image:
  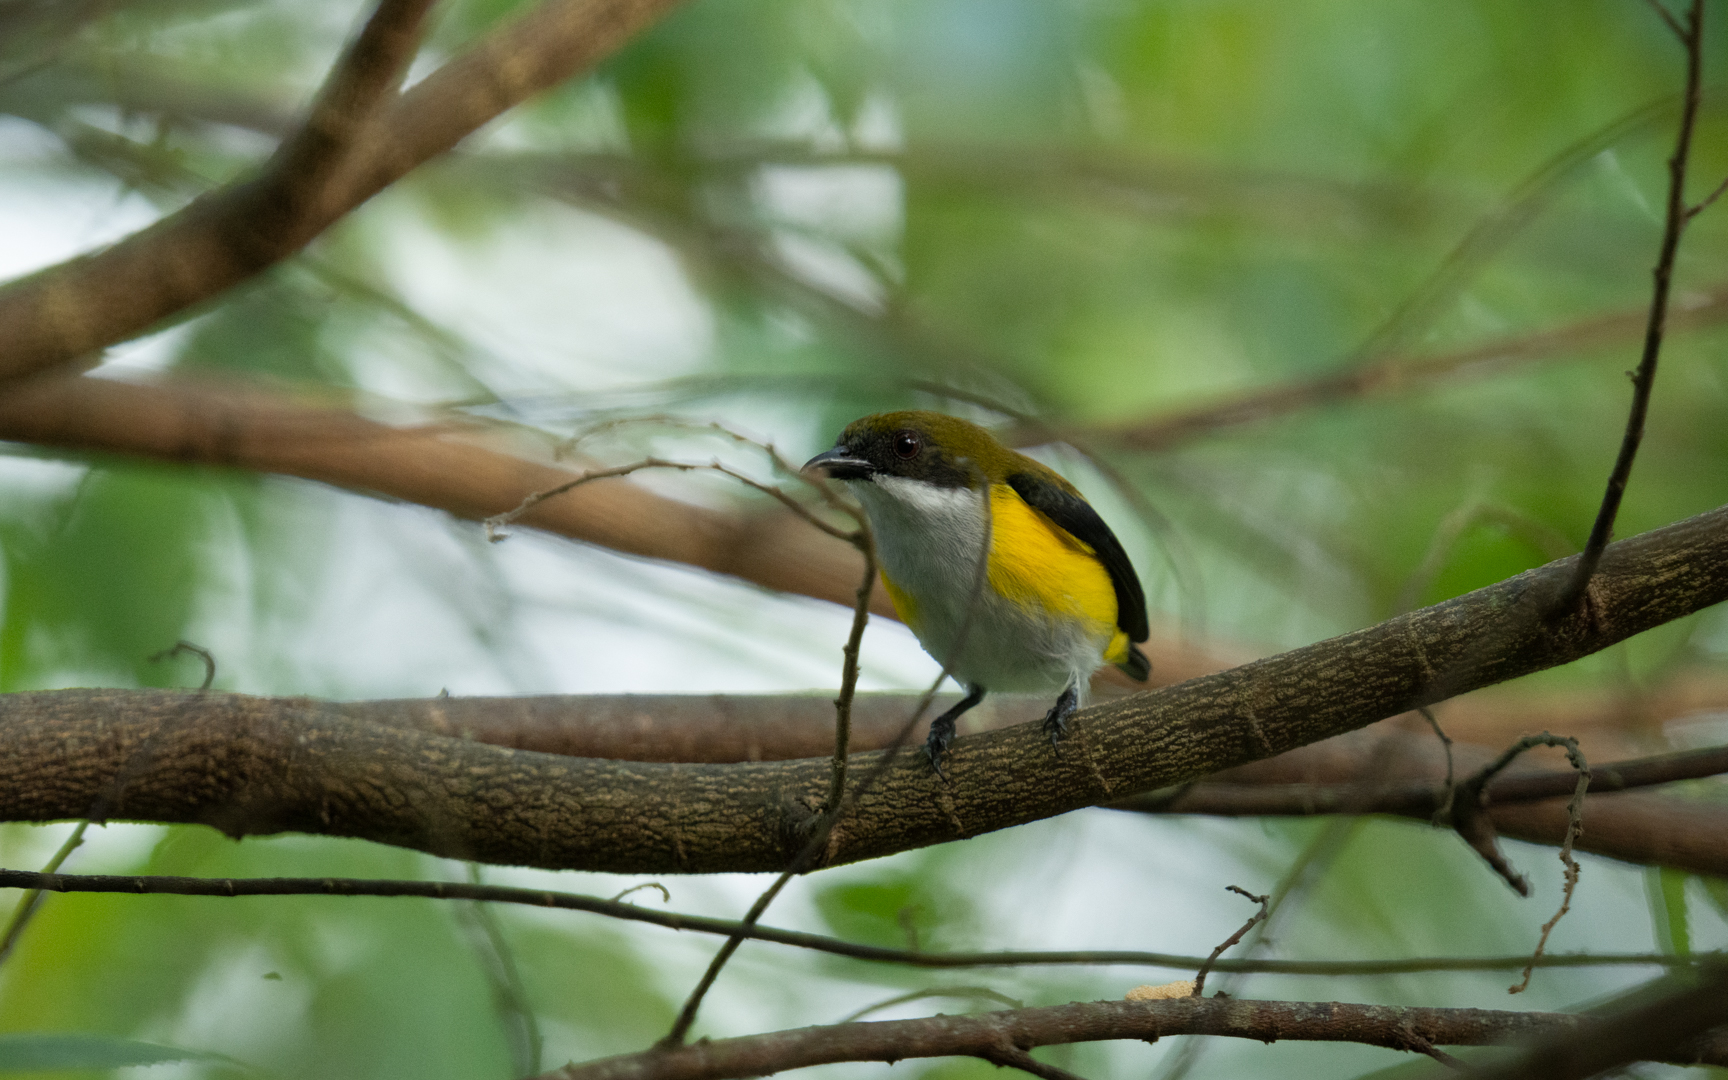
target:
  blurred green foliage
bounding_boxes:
[3,0,1728,1077]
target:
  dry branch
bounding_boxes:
[0,372,1230,683]
[1083,281,1728,451]
[533,996,1728,1080]
[0,0,687,380]
[2,504,1725,873]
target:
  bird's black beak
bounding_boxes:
[802,447,873,481]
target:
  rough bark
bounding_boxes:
[2,504,1724,873]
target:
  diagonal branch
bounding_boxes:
[2,503,1725,874]
[269,0,438,221]
[1082,281,1728,452]
[0,371,1235,683]
[0,0,687,380]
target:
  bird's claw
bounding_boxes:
[924,716,956,782]
[1040,683,1079,757]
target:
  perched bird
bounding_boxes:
[804,410,1149,775]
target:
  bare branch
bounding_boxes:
[0,822,87,965]
[1561,0,1708,609]
[1642,0,1686,40]
[1190,886,1268,998]
[0,0,687,380]
[528,996,1728,1080]
[1083,280,1728,452]
[1688,170,1728,220]
[981,1043,1090,1080]
[3,866,1717,978]
[269,0,439,221]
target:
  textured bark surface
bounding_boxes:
[3,504,1724,873]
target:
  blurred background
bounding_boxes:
[2,0,1728,1077]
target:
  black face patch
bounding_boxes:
[837,419,982,490]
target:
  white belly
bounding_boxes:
[856,477,1109,695]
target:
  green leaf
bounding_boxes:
[0,1032,230,1071]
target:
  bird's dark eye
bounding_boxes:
[893,430,921,459]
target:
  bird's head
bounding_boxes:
[802,410,1016,489]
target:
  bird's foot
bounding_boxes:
[1040,684,1079,755]
[924,715,957,782]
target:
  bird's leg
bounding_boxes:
[1041,682,1079,754]
[926,684,986,780]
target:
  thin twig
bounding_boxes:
[1688,171,1728,220]
[553,416,864,521]
[1192,886,1271,998]
[661,476,995,1044]
[826,522,877,813]
[1560,0,1707,611]
[1642,0,1686,39]
[839,986,1024,1024]
[484,457,857,543]
[0,822,90,964]
[460,863,543,1075]
[981,1042,1093,1080]
[1450,733,1589,898]
[608,883,671,905]
[147,640,216,690]
[1510,737,1592,994]
[1419,706,1456,825]
[1,867,1714,976]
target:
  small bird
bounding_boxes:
[804,410,1150,775]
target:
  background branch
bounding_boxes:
[0,0,687,380]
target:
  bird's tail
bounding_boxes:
[1116,642,1151,682]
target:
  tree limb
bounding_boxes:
[2,504,1725,873]
[0,0,687,380]
[1080,280,1728,452]
[527,997,1728,1080]
[0,371,1232,684]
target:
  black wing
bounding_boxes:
[1006,471,1148,643]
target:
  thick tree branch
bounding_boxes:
[2,504,1725,873]
[529,997,1728,1080]
[0,0,686,380]
[4,690,1724,871]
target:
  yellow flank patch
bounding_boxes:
[986,483,1117,634]
[879,569,921,635]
